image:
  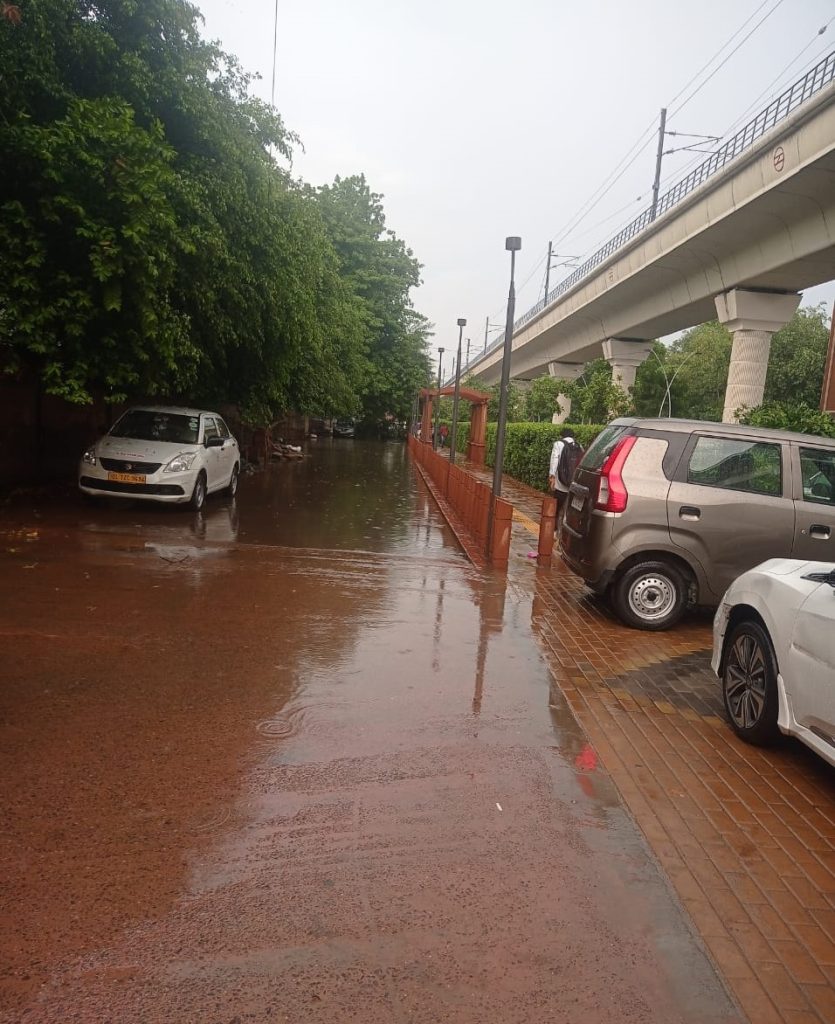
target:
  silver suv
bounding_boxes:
[560,418,835,630]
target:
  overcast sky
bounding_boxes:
[196,0,835,366]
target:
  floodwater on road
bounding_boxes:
[0,441,740,1023]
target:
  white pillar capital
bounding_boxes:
[547,361,585,380]
[602,338,653,392]
[715,290,800,422]
[714,289,800,335]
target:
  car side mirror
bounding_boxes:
[205,436,224,448]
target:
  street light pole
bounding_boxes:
[487,237,521,551]
[433,348,444,449]
[449,318,467,464]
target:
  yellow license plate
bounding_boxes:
[107,472,146,484]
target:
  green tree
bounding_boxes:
[0,0,416,426]
[663,321,732,421]
[739,401,835,438]
[484,381,525,422]
[764,304,829,407]
[632,341,687,418]
[1,97,193,403]
[523,375,563,421]
[312,175,431,424]
[560,359,630,423]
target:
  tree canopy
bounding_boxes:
[0,0,430,424]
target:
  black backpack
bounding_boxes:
[557,439,584,487]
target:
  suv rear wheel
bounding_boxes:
[611,560,688,631]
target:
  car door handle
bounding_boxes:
[810,524,831,539]
[679,505,701,521]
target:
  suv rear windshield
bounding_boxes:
[580,425,629,471]
[109,410,200,445]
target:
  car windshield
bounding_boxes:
[109,410,200,444]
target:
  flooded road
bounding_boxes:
[0,442,740,1022]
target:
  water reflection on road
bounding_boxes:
[0,440,739,1024]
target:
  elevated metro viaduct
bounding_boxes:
[467,54,835,422]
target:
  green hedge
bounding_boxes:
[429,419,604,492]
[485,422,604,492]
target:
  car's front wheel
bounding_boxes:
[189,472,207,512]
[611,560,688,631]
[722,619,781,746]
[224,464,239,498]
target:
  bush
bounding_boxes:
[738,402,835,438]
[484,422,605,491]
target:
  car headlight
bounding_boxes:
[82,448,97,466]
[164,452,198,473]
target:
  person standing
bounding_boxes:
[548,428,583,525]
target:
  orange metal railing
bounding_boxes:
[407,436,512,568]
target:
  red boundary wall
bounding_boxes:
[407,436,512,568]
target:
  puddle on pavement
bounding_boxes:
[0,439,734,1023]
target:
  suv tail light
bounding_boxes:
[596,435,636,513]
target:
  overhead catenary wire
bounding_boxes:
[549,0,789,262]
[666,0,777,114]
[547,118,659,251]
[555,1,819,265]
[668,0,787,118]
[654,20,835,196]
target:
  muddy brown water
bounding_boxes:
[0,441,740,1022]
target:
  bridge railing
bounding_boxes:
[468,48,835,374]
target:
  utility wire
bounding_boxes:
[557,0,799,258]
[547,118,658,250]
[668,0,787,117]
[666,0,774,110]
[715,20,835,135]
[656,22,835,193]
[544,0,786,259]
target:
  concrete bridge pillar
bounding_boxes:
[602,339,653,393]
[715,289,800,422]
[547,362,584,423]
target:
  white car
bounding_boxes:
[712,558,835,764]
[79,406,240,511]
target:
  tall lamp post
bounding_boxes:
[449,318,467,464]
[488,237,521,549]
[433,347,445,449]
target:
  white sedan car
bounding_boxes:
[712,559,835,764]
[79,406,240,511]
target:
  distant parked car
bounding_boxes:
[560,418,835,630]
[333,418,356,438]
[78,406,240,511]
[712,559,835,763]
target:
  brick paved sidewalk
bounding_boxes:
[433,450,835,1022]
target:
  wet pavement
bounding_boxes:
[1,441,742,1022]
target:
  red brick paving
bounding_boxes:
[436,453,835,1023]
